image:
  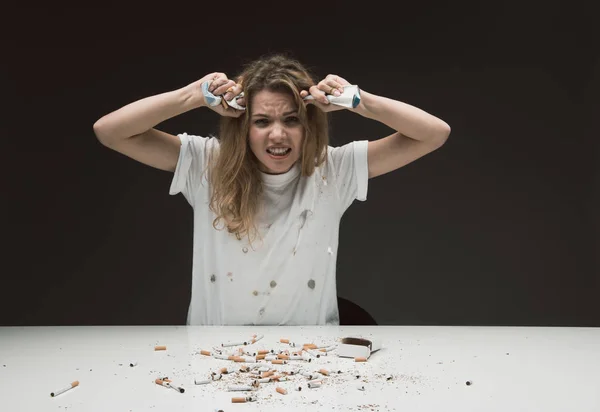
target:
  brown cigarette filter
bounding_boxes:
[303,343,317,349]
[231,397,247,403]
[154,345,167,351]
[200,350,211,356]
[258,350,270,355]
[319,369,329,376]
[276,386,287,395]
[256,354,266,360]
[277,354,290,360]
[280,338,290,343]
[355,357,367,362]
[271,359,286,364]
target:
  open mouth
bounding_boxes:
[266,147,292,158]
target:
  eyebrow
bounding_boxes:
[252,110,298,118]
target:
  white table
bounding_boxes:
[1,326,599,411]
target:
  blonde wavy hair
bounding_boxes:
[207,53,329,243]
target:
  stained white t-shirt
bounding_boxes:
[169,133,369,325]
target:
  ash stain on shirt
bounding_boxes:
[210,274,216,283]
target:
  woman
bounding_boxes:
[93,53,451,326]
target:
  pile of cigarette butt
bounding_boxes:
[183,334,365,403]
[51,333,395,409]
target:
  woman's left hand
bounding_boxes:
[300,74,352,112]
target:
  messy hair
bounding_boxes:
[208,53,329,243]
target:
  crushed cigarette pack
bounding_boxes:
[337,337,382,359]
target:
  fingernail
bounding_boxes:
[223,93,232,101]
[333,90,341,97]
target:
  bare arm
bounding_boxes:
[93,73,241,172]
[350,91,451,179]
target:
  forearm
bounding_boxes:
[350,90,450,142]
[93,82,203,141]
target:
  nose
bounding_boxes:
[268,122,286,139]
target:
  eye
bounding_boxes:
[285,116,300,124]
[254,119,269,126]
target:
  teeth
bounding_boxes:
[268,148,289,155]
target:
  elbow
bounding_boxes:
[432,122,451,147]
[93,119,113,147]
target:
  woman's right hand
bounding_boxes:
[193,72,245,117]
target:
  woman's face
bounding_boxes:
[248,89,304,174]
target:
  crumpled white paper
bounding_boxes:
[201,82,361,111]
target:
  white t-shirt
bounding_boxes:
[169,133,369,325]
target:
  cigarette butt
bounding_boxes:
[251,334,264,343]
[194,378,211,385]
[222,341,246,347]
[256,354,266,360]
[232,396,256,403]
[50,381,79,397]
[154,345,167,351]
[271,359,287,365]
[221,97,228,108]
[211,373,222,381]
[239,366,251,373]
[261,371,274,378]
[200,350,211,356]
[168,382,185,393]
[277,354,289,360]
[155,378,169,387]
[280,338,290,343]
[257,350,270,355]
[227,385,253,391]
[308,381,321,389]
[276,386,287,395]
[303,343,317,349]
[319,369,329,376]
[354,357,367,362]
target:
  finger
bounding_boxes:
[235,96,246,107]
[310,85,329,104]
[208,74,228,92]
[223,83,243,101]
[213,79,237,98]
[327,74,351,87]
[319,80,343,96]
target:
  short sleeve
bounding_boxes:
[327,140,369,212]
[169,133,217,207]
